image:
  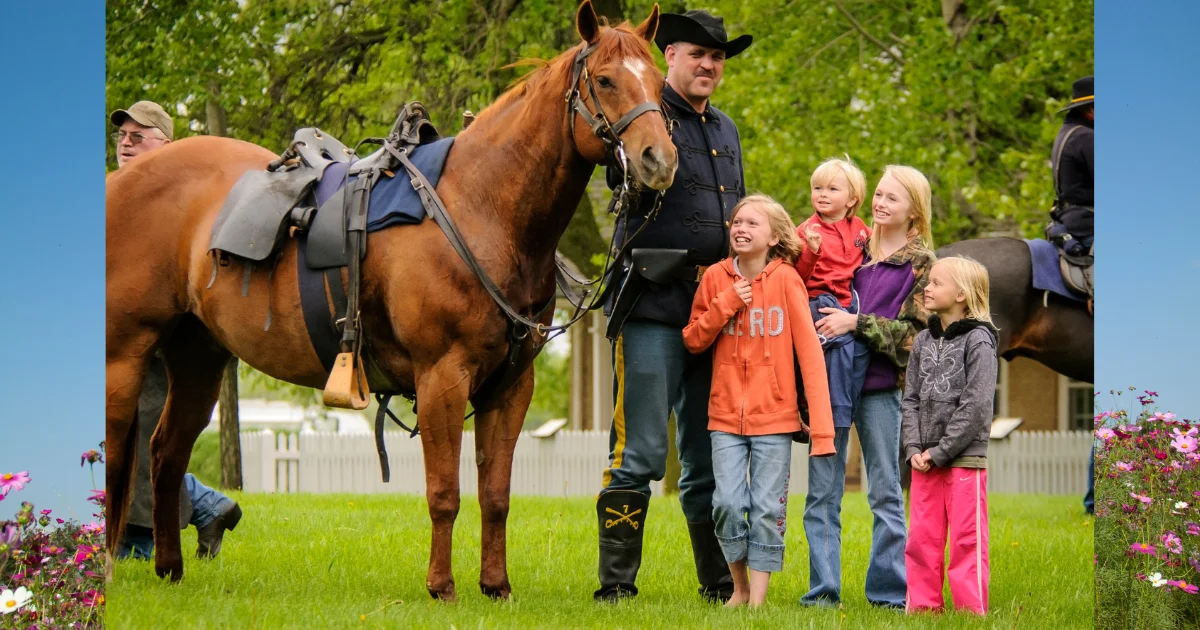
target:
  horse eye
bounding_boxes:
[597,76,613,88]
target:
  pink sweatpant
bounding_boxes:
[905,467,989,615]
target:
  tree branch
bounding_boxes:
[832,0,902,63]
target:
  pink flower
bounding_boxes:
[1164,531,1184,554]
[1187,522,1200,536]
[0,471,30,496]
[1131,542,1158,555]
[1168,580,1200,594]
[86,490,105,507]
[1132,492,1154,505]
[1096,428,1116,441]
[1116,461,1134,471]
[1172,436,1198,454]
[72,544,101,564]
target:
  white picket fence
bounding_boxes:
[240,428,1092,496]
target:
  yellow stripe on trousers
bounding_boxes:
[601,335,626,488]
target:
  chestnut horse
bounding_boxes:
[105,1,675,600]
[937,237,1092,382]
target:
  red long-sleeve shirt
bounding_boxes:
[794,215,871,308]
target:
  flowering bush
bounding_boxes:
[1096,387,1200,628]
[0,443,106,628]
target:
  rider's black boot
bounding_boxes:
[593,489,649,602]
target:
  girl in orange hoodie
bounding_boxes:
[683,194,836,607]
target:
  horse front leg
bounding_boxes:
[151,319,231,582]
[473,366,534,599]
[416,358,473,601]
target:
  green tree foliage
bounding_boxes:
[108,0,1091,422]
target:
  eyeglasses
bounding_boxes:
[111,130,161,145]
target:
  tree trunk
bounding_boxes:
[206,79,228,138]
[208,79,240,489]
[218,358,243,490]
[941,0,970,42]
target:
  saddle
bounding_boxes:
[208,103,446,410]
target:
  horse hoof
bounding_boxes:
[427,581,457,602]
[480,582,511,600]
[154,564,183,582]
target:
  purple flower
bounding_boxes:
[79,450,104,467]
[86,490,105,507]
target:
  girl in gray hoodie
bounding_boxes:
[902,256,998,616]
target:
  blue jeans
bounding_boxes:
[1084,443,1095,513]
[801,389,907,607]
[601,320,715,523]
[116,473,235,560]
[711,432,792,573]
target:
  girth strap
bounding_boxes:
[374,393,419,484]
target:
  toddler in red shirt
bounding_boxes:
[794,157,872,428]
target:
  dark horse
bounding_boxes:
[936,237,1092,383]
[105,1,675,600]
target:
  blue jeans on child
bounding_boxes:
[116,473,236,560]
[711,432,792,573]
[801,389,908,607]
[808,292,871,428]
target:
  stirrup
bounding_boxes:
[323,352,370,410]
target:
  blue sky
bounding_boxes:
[1094,1,1200,418]
[0,3,105,522]
[0,2,1195,521]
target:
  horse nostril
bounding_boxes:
[641,147,660,172]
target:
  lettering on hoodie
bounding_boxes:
[723,306,786,337]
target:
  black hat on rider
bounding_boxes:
[1057,75,1093,113]
[654,10,753,58]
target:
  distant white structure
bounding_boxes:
[206,398,371,435]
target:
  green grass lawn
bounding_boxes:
[107,492,1092,629]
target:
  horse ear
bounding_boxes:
[634,3,660,43]
[576,0,600,45]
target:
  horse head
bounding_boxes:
[569,1,676,191]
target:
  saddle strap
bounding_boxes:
[373,393,420,483]
[384,142,550,335]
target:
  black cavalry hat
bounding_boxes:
[1058,75,1094,112]
[654,10,753,58]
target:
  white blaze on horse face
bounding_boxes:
[623,57,651,102]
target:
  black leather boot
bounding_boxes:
[687,520,734,603]
[593,489,648,602]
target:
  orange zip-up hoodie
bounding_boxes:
[682,257,836,456]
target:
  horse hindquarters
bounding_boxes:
[149,315,232,582]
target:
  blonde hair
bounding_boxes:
[730,194,803,265]
[867,165,934,264]
[810,155,867,220]
[934,256,993,324]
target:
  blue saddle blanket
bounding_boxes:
[313,137,455,233]
[1024,238,1085,302]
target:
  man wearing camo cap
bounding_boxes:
[110,100,174,168]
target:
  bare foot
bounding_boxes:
[725,593,749,608]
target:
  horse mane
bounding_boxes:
[485,20,654,115]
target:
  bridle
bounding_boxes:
[565,41,665,162]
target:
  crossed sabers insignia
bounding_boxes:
[604,504,643,529]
